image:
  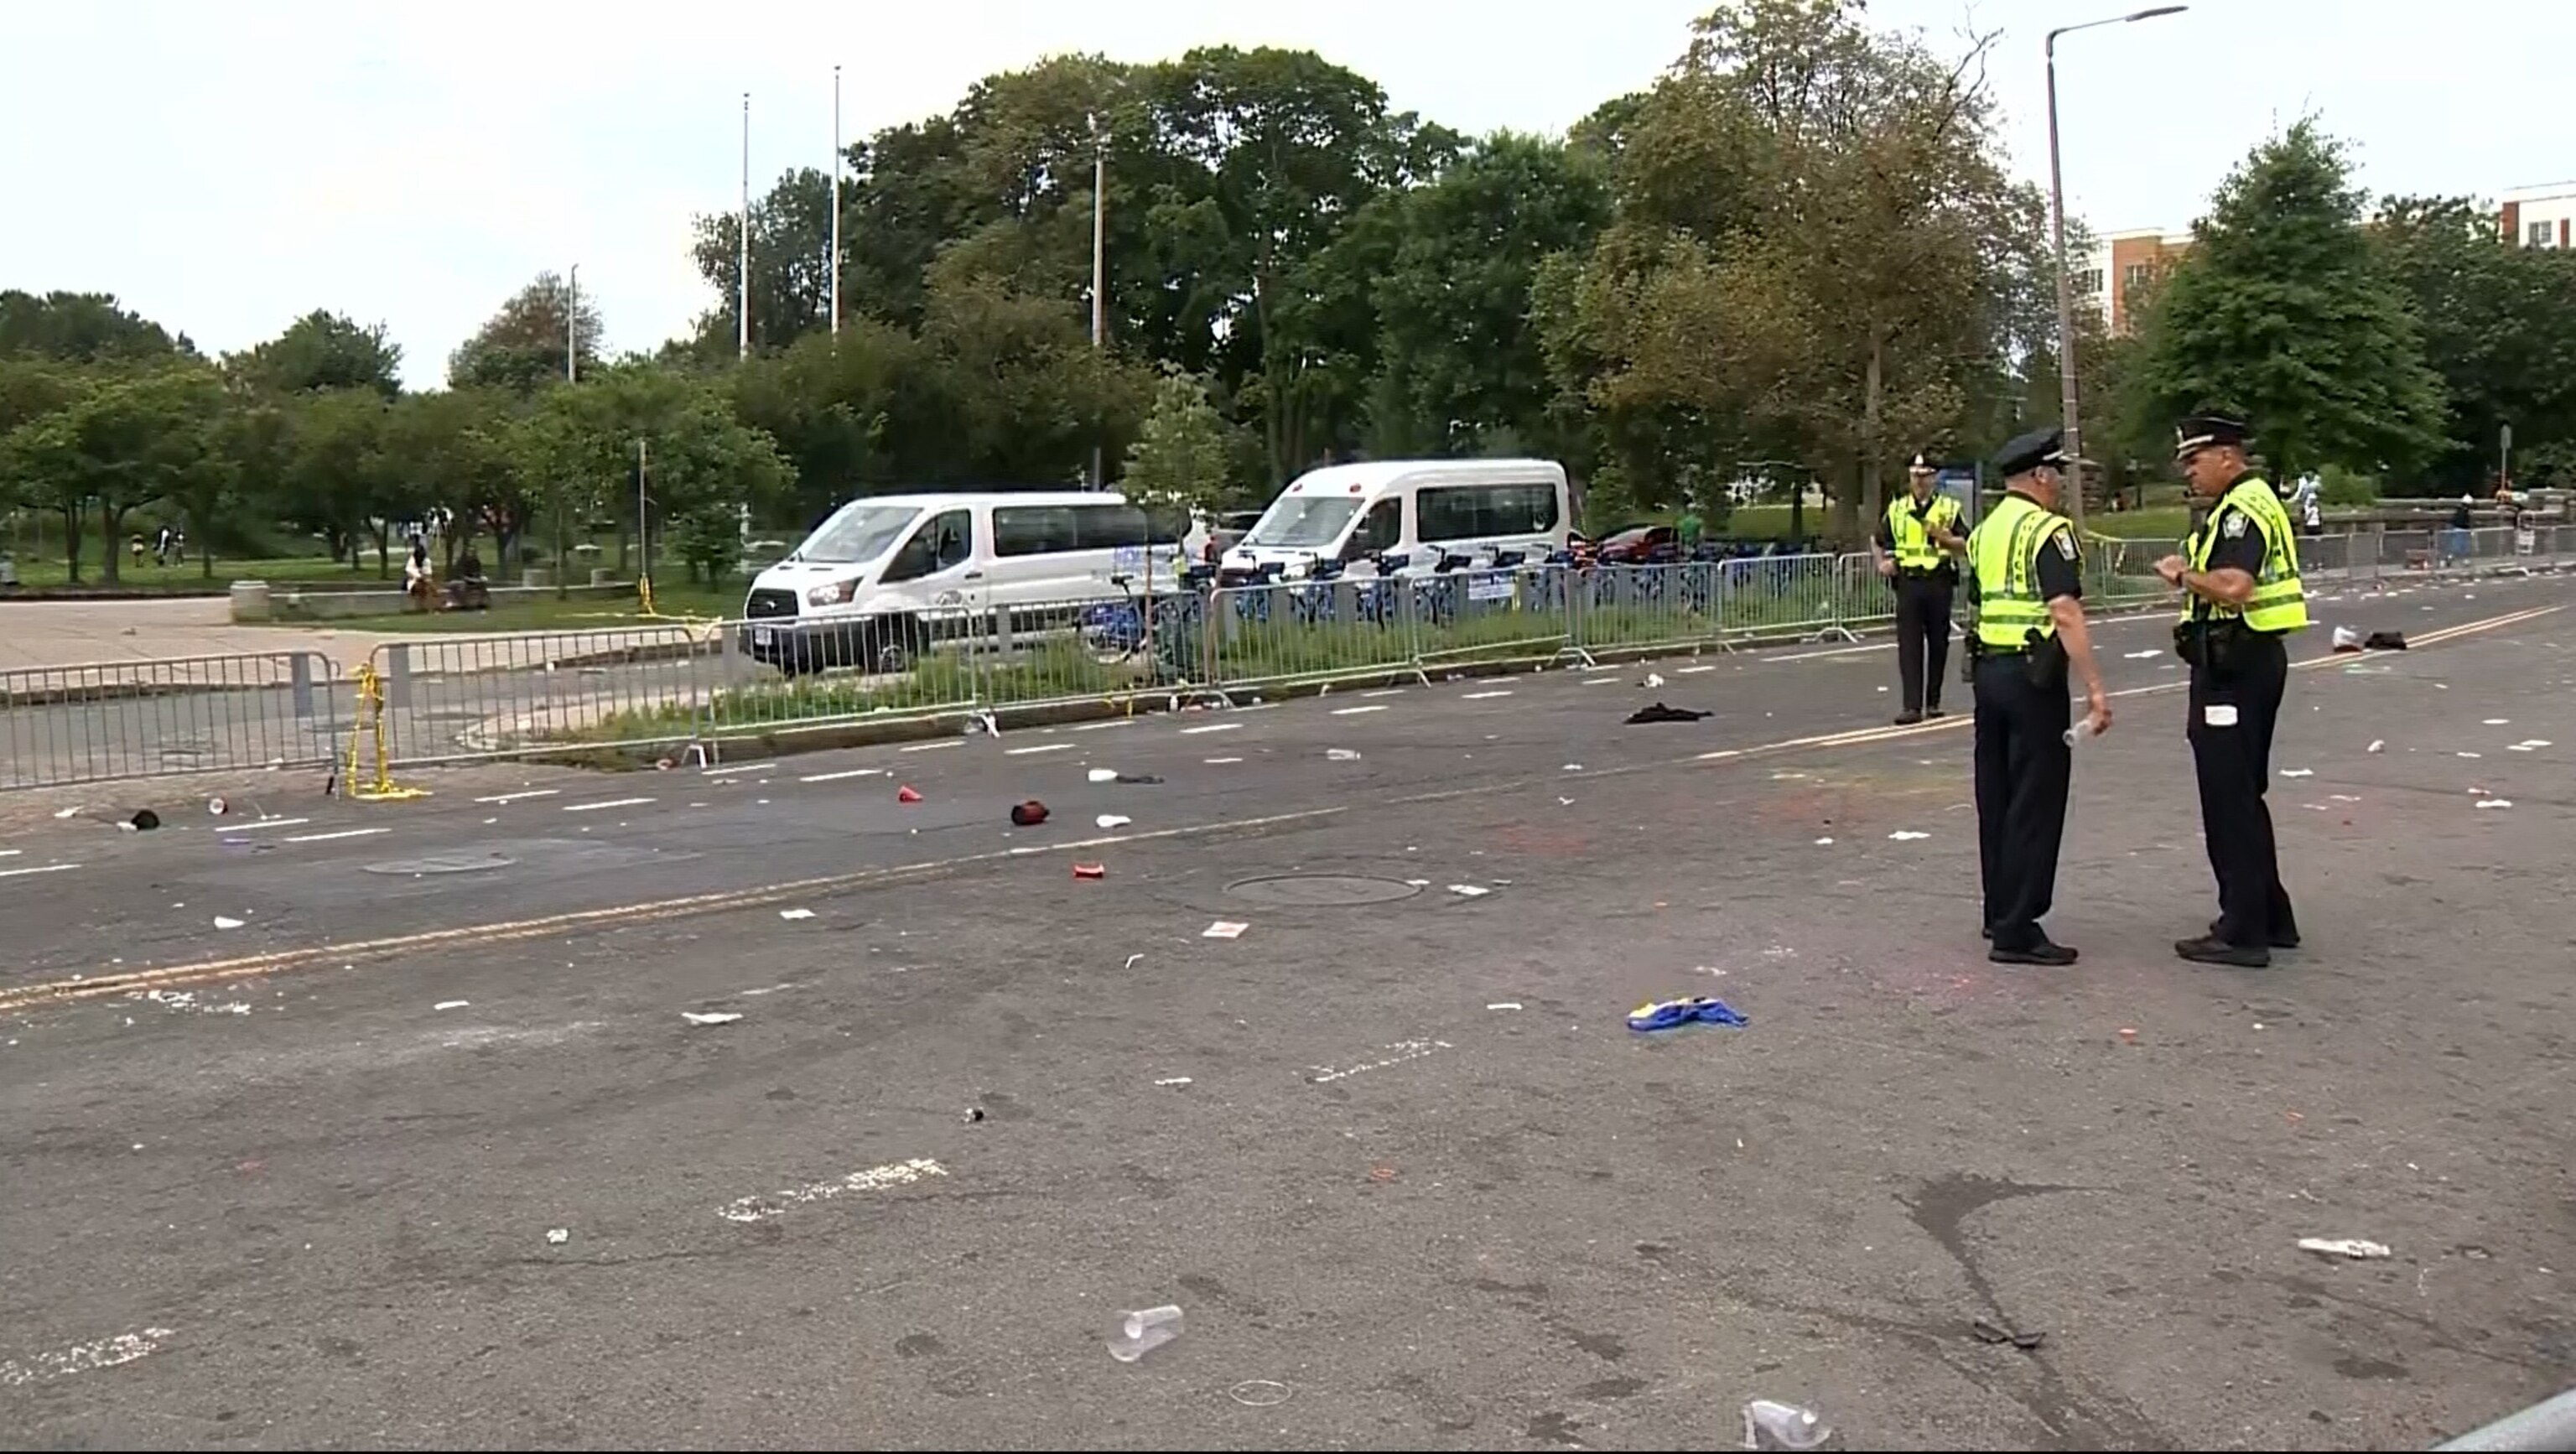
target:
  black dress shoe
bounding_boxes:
[1927,707,1948,719]
[1893,710,1924,725]
[2175,935,2270,968]
[2208,918,2300,949]
[1989,939,2078,966]
[1979,924,1992,941]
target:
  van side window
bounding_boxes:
[1072,504,1169,551]
[994,506,1079,557]
[1417,483,1561,541]
[884,509,971,582]
[1344,498,1401,558]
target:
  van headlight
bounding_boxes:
[806,579,858,607]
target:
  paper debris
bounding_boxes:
[1447,884,1491,897]
[52,807,81,819]
[2298,1237,2392,1260]
[2474,798,2513,810]
[1088,768,1118,782]
[1888,830,1931,842]
[1326,748,1362,761]
[1152,1077,1193,1088]
[1815,837,1835,845]
[778,908,816,921]
[1562,763,1584,771]
[1095,813,1132,828]
[1202,921,1249,939]
[2279,769,2314,778]
[2458,750,2483,759]
[212,916,246,930]
[1644,672,1665,688]
[545,1228,569,1245]
[1487,1001,1524,1011]
[1122,953,1144,969]
[434,1000,470,1011]
[682,1011,745,1026]
[2484,719,2511,726]
[2366,740,2385,753]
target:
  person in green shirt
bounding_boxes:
[1675,500,1706,555]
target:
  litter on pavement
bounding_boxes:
[2298,1237,2392,1259]
[1628,996,1750,1032]
[1072,863,1106,880]
[1010,800,1050,826]
[1088,768,1119,782]
[682,1011,745,1026]
[2367,740,2386,753]
[1202,921,1249,939]
[896,785,923,803]
[1109,1305,1182,1363]
[2280,769,2314,778]
[1627,702,1711,724]
[1446,884,1491,897]
[1487,1002,1524,1011]
[212,916,245,930]
[778,909,816,921]
[434,1000,470,1011]
[1742,1399,1832,1451]
[1152,1077,1192,1088]
[128,810,161,832]
[1327,748,1363,761]
[1971,1317,2046,1351]
[1095,813,1131,829]
[2474,798,2514,810]
[545,1228,569,1245]
[1887,830,1931,841]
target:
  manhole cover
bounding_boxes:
[363,854,518,876]
[1225,874,1423,907]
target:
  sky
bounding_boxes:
[5,0,2566,387]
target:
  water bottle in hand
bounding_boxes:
[2063,718,2100,748]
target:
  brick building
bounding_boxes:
[2076,228,2194,336]
[2500,183,2575,249]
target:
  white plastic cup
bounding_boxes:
[2062,718,2100,748]
[1109,1305,1182,1363]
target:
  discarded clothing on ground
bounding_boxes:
[1627,996,1748,1032]
[1626,702,1712,724]
[1010,799,1050,826]
[2363,631,2407,651]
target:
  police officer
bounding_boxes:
[1968,427,2112,965]
[1873,452,1966,724]
[2154,414,2308,968]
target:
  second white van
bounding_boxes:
[1219,460,1571,584]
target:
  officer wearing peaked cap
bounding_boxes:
[2154,413,2309,968]
[1965,426,2111,965]
[1872,451,1967,724]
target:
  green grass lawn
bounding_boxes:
[262,580,743,634]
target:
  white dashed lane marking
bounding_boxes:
[1004,743,1075,756]
[1330,705,1389,716]
[282,828,390,844]
[474,789,559,805]
[0,862,80,880]
[1460,690,1514,700]
[799,767,886,783]
[898,740,960,752]
[564,797,655,814]
[1181,722,1242,735]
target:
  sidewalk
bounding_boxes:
[0,598,395,678]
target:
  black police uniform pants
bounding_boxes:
[2189,634,2298,947]
[1893,574,1954,714]
[1973,654,2072,950]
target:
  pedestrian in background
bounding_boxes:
[1966,427,2111,966]
[1872,451,1966,724]
[2156,414,2309,968]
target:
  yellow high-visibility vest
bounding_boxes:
[1969,491,2076,651]
[2184,476,2309,634]
[1884,491,1962,572]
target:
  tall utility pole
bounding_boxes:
[1088,112,1107,489]
[2046,5,2187,536]
[830,65,843,339]
[565,264,579,384]
[739,92,752,361]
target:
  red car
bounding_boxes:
[1592,525,1679,563]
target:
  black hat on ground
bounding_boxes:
[1993,426,2066,479]
[2174,413,2250,459]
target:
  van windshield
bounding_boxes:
[795,505,920,564]
[1244,496,1363,550]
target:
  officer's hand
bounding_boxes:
[2085,691,2113,738]
[2153,554,2186,586]
[1876,558,1897,578]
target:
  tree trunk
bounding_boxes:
[1847,334,1883,547]
[200,533,216,580]
[370,525,391,579]
[59,505,83,584]
[100,503,127,585]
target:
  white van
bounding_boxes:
[1219,460,1571,583]
[741,491,1190,674]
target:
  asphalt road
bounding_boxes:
[2,572,2569,1451]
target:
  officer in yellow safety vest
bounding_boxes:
[1872,451,1967,724]
[2153,413,2310,968]
[1966,426,2112,966]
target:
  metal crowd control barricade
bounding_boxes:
[1210,576,1427,695]
[371,624,709,767]
[1705,552,1846,644]
[1554,561,1722,660]
[1409,563,1585,674]
[2433,1388,2576,1451]
[0,650,342,791]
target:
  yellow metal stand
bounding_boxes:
[637,573,657,617]
[340,662,429,802]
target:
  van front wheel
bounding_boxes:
[864,616,924,675]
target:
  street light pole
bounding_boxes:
[830,65,842,340]
[2045,6,2187,537]
[566,264,579,385]
[1088,111,1108,490]
[739,92,752,361]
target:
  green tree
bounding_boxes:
[448,272,603,393]
[1363,132,1612,458]
[231,310,404,397]
[3,364,224,583]
[0,290,190,362]
[2373,195,2576,492]
[1120,369,1236,515]
[276,388,396,572]
[2128,121,2449,483]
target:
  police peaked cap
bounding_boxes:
[2174,413,2250,457]
[1907,452,1938,472]
[1992,426,2066,479]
